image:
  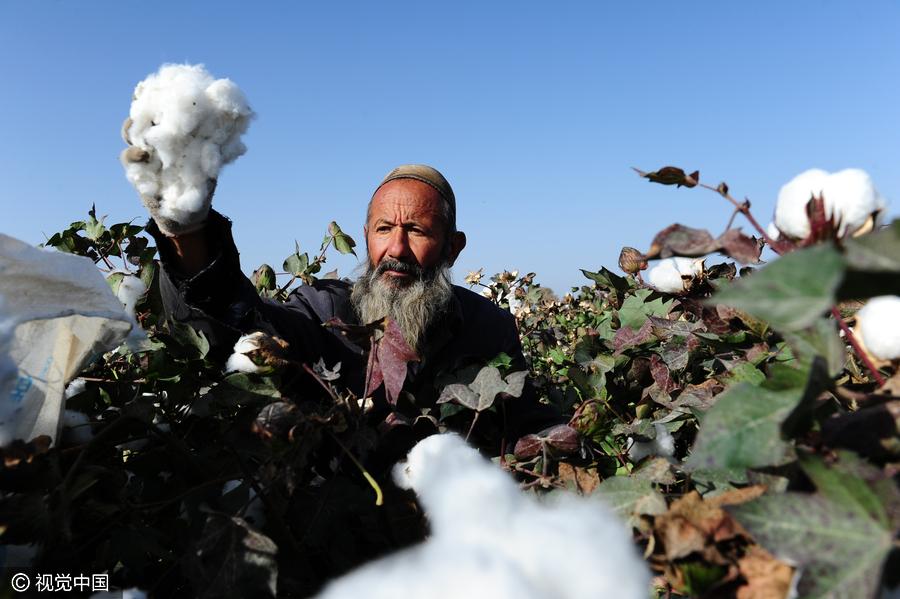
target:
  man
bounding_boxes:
[140,164,561,441]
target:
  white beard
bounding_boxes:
[351,256,454,356]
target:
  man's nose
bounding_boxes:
[386,229,413,262]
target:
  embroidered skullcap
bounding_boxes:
[377,165,456,215]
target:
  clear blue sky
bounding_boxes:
[2,1,898,296]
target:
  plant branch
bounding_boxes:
[325,429,383,506]
[833,306,886,387]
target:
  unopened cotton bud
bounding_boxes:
[618,247,648,275]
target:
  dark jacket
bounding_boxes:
[149,211,562,439]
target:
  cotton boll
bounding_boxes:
[774,168,887,239]
[628,422,676,463]
[825,169,887,237]
[123,64,255,222]
[774,169,829,240]
[225,332,266,373]
[318,434,649,599]
[62,410,94,446]
[646,257,701,294]
[114,272,147,316]
[65,378,87,399]
[855,296,900,361]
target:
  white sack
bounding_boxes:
[0,233,133,446]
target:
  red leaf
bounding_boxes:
[369,317,419,406]
[650,354,680,395]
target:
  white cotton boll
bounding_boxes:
[124,64,255,220]
[767,221,782,241]
[62,410,94,446]
[65,378,87,399]
[114,272,147,316]
[646,257,699,294]
[855,296,900,361]
[628,423,676,463]
[505,290,522,315]
[826,169,888,237]
[774,168,829,240]
[225,332,265,373]
[318,434,649,599]
[774,168,887,239]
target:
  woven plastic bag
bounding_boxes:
[0,232,134,446]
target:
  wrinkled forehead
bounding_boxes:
[368,179,446,224]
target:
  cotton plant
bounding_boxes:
[769,168,887,242]
[315,433,649,599]
[120,63,256,235]
[645,257,706,294]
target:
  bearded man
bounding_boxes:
[141,165,561,441]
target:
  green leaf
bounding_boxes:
[711,243,846,332]
[581,267,636,309]
[617,288,673,332]
[168,319,210,359]
[689,467,748,498]
[839,219,900,300]
[567,365,608,400]
[730,452,900,599]
[591,476,668,530]
[192,512,278,599]
[254,264,276,291]
[798,450,900,532]
[283,250,309,277]
[328,221,358,256]
[84,204,107,242]
[686,361,827,470]
[781,317,846,378]
[211,373,282,406]
[106,271,124,296]
[715,361,766,389]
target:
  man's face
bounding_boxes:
[364,179,465,288]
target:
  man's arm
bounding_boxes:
[165,228,214,279]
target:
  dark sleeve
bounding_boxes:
[148,210,362,371]
[450,290,567,440]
